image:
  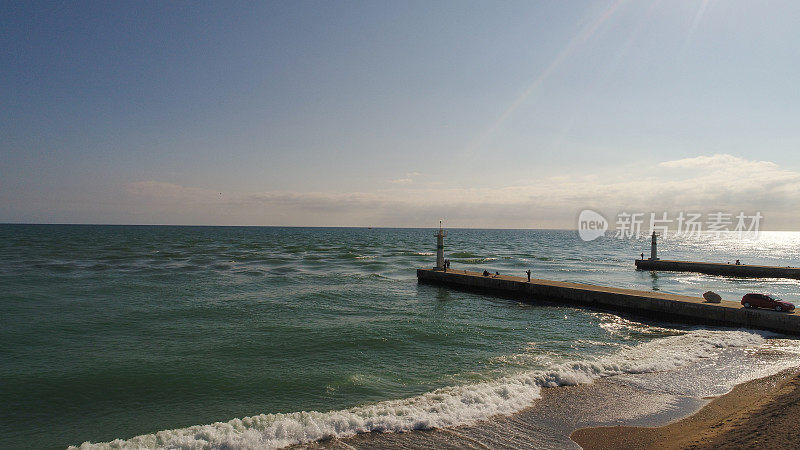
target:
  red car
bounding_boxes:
[741,293,795,312]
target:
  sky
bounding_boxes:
[1,0,799,229]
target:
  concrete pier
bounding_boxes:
[417,268,800,335]
[635,259,800,279]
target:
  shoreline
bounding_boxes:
[303,364,800,449]
[571,368,800,449]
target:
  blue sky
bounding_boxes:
[2,0,799,228]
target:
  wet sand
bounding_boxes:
[572,368,800,449]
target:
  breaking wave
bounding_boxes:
[453,257,497,264]
[71,328,769,449]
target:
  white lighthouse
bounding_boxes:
[435,220,447,270]
[650,231,659,260]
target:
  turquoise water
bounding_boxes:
[2,225,800,449]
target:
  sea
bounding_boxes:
[1,224,799,449]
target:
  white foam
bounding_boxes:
[71,328,770,450]
[527,328,767,388]
[72,376,542,450]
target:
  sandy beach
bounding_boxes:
[572,368,800,449]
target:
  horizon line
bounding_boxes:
[2,222,799,233]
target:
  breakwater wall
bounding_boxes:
[417,268,800,335]
[635,259,800,279]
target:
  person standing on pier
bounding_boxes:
[526,269,531,282]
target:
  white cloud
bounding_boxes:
[660,154,773,169]
[388,172,423,184]
[126,181,215,200]
[121,154,800,229]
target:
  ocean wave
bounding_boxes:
[71,376,542,450]
[449,252,480,258]
[529,328,766,387]
[392,251,434,257]
[70,329,767,450]
[453,257,497,264]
